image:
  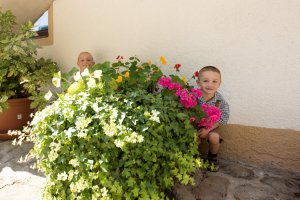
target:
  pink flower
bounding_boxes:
[209,115,219,122]
[168,82,182,91]
[158,77,172,88]
[197,103,221,129]
[179,89,198,109]
[175,88,181,97]
[205,106,221,123]
[198,118,209,127]
[191,88,202,98]
[198,118,213,130]
[201,103,209,111]
[190,117,196,123]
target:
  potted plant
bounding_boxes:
[0,10,59,139]
[16,56,221,199]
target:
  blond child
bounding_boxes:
[77,52,95,72]
[196,66,229,171]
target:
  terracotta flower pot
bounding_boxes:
[0,98,34,140]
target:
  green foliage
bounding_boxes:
[0,10,59,112]
[18,56,209,199]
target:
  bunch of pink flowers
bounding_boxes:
[158,77,221,130]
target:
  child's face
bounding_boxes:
[77,53,95,72]
[197,71,221,96]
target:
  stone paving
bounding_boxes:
[173,160,300,200]
[1,140,300,200]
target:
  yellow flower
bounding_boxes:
[181,76,187,84]
[116,75,123,83]
[124,71,130,78]
[147,60,152,65]
[160,56,167,65]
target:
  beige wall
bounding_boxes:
[40,0,300,136]
[38,0,300,132]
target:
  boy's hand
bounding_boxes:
[197,128,210,139]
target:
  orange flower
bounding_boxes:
[116,75,123,83]
[160,56,167,65]
[181,76,187,84]
[124,71,130,78]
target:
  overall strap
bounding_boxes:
[215,100,221,108]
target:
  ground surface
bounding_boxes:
[1,140,300,200]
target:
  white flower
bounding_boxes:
[92,102,100,112]
[137,135,144,143]
[75,117,92,130]
[73,71,81,81]
[57,172,68,181]
[111,108,118,120]
[103,122,117,137]
[87,159,94,170]
[100,187,108,197]
[62,108,75,120]
[52,71,61,87]
[78,130,88,138]
[44,91,53,100]
[65,127,76,138]
[114,139,124,148]
[81,68,89,77]
[150,110,160,123]
[93,70,102,79]
[87,77,96,88]
[70,177,89,193]
[80,101,89,111]
[123,131,144,144]
[69,159,79,167]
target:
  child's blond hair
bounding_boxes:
[77,52,94,61]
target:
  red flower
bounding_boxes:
[174,64,181,71]
[116,55,123,60]
[194,71,199,77]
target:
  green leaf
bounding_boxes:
[127,177,136,187]
[177,112,188,120]
[132,186,140,197]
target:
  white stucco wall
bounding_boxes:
[38,0,300,131]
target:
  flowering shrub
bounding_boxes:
[17,56,220,199]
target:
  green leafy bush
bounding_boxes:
[0,10,59,112]
[18,56,215,199]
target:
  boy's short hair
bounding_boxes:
[77,52,94,61]
[198,66,221,79]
